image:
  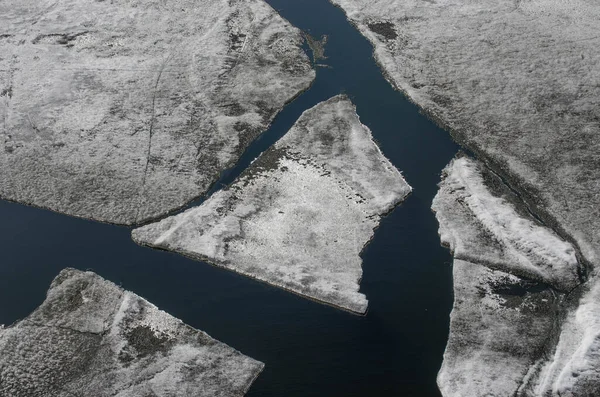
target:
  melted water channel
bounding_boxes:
[0,0,460,395]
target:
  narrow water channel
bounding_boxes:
[0,0,460,395]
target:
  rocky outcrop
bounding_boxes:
[0,268,263,397]
[433,156,600,396]
[132,95,411,314]
[0,0,314,225]
[328,0,600,267]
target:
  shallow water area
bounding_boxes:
[0,0,459,396]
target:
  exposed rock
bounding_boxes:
[0,268,263,397]
[0,0,314,225]
[434,156,600,396]
[132,95,411,314]
[328,0,600,267]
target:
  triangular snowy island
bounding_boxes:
[133,96,411,314]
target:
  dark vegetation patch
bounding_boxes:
[282,58,312,75]
[303,32,328,62]
[266,31,284,47]
[32,32,89,47]
[127,326,172,356]
[300,275,318,287]
[148,155,162,166]
[367,22,397,40]
[318,131,336,147]
[233,121,263,153]
[1,86,12,98]
[230,33,246,51]
[255,55,278,69]
[238,147,294,186]
[254,100,274,123]
[431,93,453,107]
[222,102,246,117]
[119,325,173,365]
[476,277,546,299]
[491,280,547,297]
[478,275,556,312]
[215,193,242,217]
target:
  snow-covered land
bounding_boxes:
[532,281,600,396]
[133,96,411,314]
[438,259,559,397]
[434,156,600,396]
[329,0,600,267]
[0,0,314,225]
[0,268,263,396]
[432,156,580,292]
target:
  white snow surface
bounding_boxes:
[133,95,411,314]
[437,259,558,397]
[432,156,579,291]
[0,268,263,397]
[0,0,314,225]
[533,279,600,396]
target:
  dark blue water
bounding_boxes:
[0,0,460,395]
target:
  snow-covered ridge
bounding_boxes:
[432,156,579,291]
[434,155,600,396]
[533,281,600,396]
